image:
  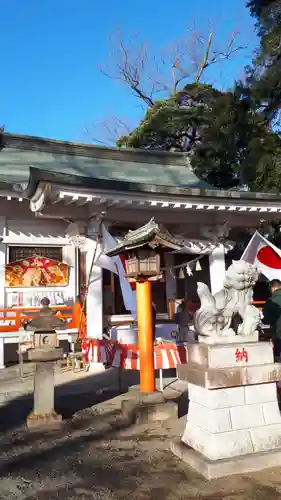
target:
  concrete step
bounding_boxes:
[0,363,36,382]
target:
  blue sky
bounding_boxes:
[1,0,257,143]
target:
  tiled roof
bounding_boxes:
[0,132,213,192]
[106,218,183,256]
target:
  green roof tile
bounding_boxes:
[0,133,214,191]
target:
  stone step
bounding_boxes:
[0,363,36,382]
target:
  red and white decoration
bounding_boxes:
[242,231,281,281]
[83,339,188,370]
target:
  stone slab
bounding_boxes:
[230,403,265,430]
[182,421,254,460]
[0,363,36,382]
[198,333,259,345]
[134,391,165,404]
[245,383,277,405]
[171,439,281,480]
[262,401,281,425]
[188,402,232,433]
[26,411,62,431]
[188,383,245,409]
[251,423,281,451]
[188,341,273,368]
[182,419,281,460]
[177,363,281,389]
[122,398,178,424]
[28,348,63,362]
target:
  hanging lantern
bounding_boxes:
[195,260,202,271]
[178,267,185,279]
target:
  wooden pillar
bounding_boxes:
[136,280,155,393]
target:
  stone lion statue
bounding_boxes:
[194,260,261,339]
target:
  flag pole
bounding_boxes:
[78,219,103,343]
[241,231,258,260]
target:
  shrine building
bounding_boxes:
[0,131,280,365]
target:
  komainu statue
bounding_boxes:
[194,260,261,340]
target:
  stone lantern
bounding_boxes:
[106,218,183,393]
[25,299,67,430]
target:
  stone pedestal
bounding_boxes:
[172,337,281,479]
[27,348,63,430]
[122,391,178,425]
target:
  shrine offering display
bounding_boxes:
[172,260,281,479]
[5,255,69,287]
[82,338,188,370]
[6,290,69,307]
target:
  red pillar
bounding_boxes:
[136,280,155,393]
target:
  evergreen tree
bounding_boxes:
[97,23,281,191]
[246,0,281,121]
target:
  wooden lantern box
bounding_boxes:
[105,218,184,282]
[125,252,160,280]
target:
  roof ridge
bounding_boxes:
[2,132,189,167]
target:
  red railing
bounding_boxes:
[0,299,266,333]
[252,301,265,310]
[0,302,83,332]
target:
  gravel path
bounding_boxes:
[0,379,281,499]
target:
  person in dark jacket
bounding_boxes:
[263,279,281,359]
[175,299,193,342]
[152,302,156,342]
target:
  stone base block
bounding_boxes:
[171,439,281,480]
[177,362,281,389]
[134,391,165,404]
[122,395,177,424]
[188,340,273,368]
[182,421,281,460]
[28,348,63,363]
[198,333,259,345]
[176,341,281,389]
[26,411,62,431]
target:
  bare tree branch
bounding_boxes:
[99,31,156,107]
[85,116,133,147]
[94,23,246,147]
[171,26,246,86]
[100,25,246,106]
[195,30,245,82]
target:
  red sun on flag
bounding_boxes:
[257,246,281,270]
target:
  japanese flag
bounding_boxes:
[241,231,281,281]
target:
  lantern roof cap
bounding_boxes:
[106,218,184,257]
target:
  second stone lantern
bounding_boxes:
[106,218,183,393]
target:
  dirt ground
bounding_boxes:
[1,382,281,500]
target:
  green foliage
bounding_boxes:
[117,81,281,189]
[241,0,281,193]
[117,84,221,151]
[246,0,281,120]
[112,8,281,193]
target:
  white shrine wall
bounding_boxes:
[0,210,78,309]
[0,198,253,324]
